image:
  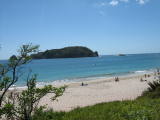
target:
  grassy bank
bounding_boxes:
[32,80,160,120]
[32,98,160,120]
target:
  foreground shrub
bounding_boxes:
[0,44,66,120]
[142,79,160,98]
[32,107,65,120]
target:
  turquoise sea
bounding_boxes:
[1,53,160,86]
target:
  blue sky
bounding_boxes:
[0,0,160,59]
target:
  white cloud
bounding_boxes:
[109,0,119,6]
[94,0,149,8]
[94,0,129,8]
[136,0,149,5]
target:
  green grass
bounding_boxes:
[67,98,160,120]
[32,80,160,120]
[32,98,160,120]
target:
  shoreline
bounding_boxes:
[37,71,157,111]
[9,68,156,89]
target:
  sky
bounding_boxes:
[0,0,160,59]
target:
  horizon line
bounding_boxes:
[0,52,160,60]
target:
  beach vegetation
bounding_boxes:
[0,44,66,120]
[141,78,160,98]
[3,74,66,120]
[0,44,39,107]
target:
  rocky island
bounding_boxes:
[31,46,98,59]
[117,54,126,56]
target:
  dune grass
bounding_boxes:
[32,98,160,120]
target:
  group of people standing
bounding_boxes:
[140,68,160,82]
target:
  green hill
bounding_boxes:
[31,46,98,59]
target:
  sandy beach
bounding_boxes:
[37,73,156,111]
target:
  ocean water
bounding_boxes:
[1,53,160,86]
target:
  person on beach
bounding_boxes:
[115,77,119,82]
[81,82,88,86]
[156,68,160,75]
[81,82,84,86]
[144,74,147,78]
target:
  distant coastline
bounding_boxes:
[1,52,160,60]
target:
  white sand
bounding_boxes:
[38,73,156,111]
